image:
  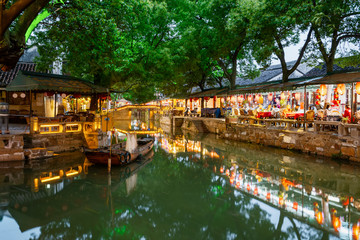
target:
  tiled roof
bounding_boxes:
[6,71,108,94]
[0,62,37,87]
[304,63,360,77]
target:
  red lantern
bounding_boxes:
[294,92,301,102]
[268,93,273,102]
[253,188,258,195]
[230,96,235,102]
[316,211,324,225]
[204,96,210,101]
[352,224,360,240]
[319,84,327,96]
[332,217,341,232]
[220,167,224,174]
[293,202,298,211]
[266,193,271,201]
[236,181,240,188]
[238,95,244,103]
[279,197,284,206]
[193,97,199,101]
[255,94,259,102]
[247,95,253,102]
[337,84,346,95]
[225,169,230,176]
[247,184,250,191]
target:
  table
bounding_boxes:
[285,113,304,120]
[257,112,272,119]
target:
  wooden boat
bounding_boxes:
[84,138,154,165]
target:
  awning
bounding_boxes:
[189,88,228,98]
[6,71,108,94]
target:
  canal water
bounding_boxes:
[1,124,360,239]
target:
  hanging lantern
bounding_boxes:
[319,84,327,96]
[247,95,253,102]
[12,93,18,98]
[204,96,210,101]
[332,217,341,232]
[356,82,360,95]
[193,97,199,101]
[221,97,224,103]
[268,93,273,102]
[230,96,235,102]
[238,95,244,103]
[315,211,324,225]
[280,92,286,100]
[293,202,298,211]
[337,84,346,95]
[255,94,259,102]
[266,193,271,201]
[258,95,264,104]
[20,93,26,98]
[61,93,67,98]
[294,92,301,102]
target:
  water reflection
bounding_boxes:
[1,127,360,239]
[157,132,360,239]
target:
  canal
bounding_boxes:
[0,127,360,239]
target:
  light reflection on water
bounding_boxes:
[1,127,360,239]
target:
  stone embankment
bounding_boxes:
[223,123,360,161]
[161,116,360,162]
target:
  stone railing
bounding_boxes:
[233,116,360,138]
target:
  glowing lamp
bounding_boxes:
[221,98,225,103]
[247,95,253,102]
[356,82,360,95]
[220,167,224,174]
[238,95,244,102]
[353,224,360,240]
[236,181,240,188]
[230,96,235,102]
[337,84,346,95]
[230,177,234,185]
[238,174,242,180]
[204,97,210,101]
[294,92,300,102]
[293,202,298,211]
[247,184,250,191]
[253,188,258,195]
[319,84,327,96]
[333,217,341,232]
[279,197,284,206]
[259,95,264,104]
[231,171,235,178]
[266,193,271,201]
[225,169,230,176]
[315,211,324,225]
[268,93,273,102]
[255,94,259,102]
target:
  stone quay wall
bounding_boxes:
[223,123,360,162]
[24,132,86,153]
[0,135,24,161]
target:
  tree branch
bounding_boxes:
[289,27,313,73]
[1,0,36,38]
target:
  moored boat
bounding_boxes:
[84,138,154,165]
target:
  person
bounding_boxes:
[343,105,351,123]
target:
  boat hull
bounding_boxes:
[84,140,154,166]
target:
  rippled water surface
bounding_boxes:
[1,125,360,239]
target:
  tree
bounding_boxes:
[0,0,52,70]
[248,0,314,82]
[33,0,178,103]
[309,0,360,72]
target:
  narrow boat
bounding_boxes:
[83,138,154,165]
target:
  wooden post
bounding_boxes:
[29,90,32,117]
[54,93,57,117]
[303,85,307,131]
[351,83,355,123]
[108,133,112,173]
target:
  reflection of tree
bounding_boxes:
[25,148,327,239]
